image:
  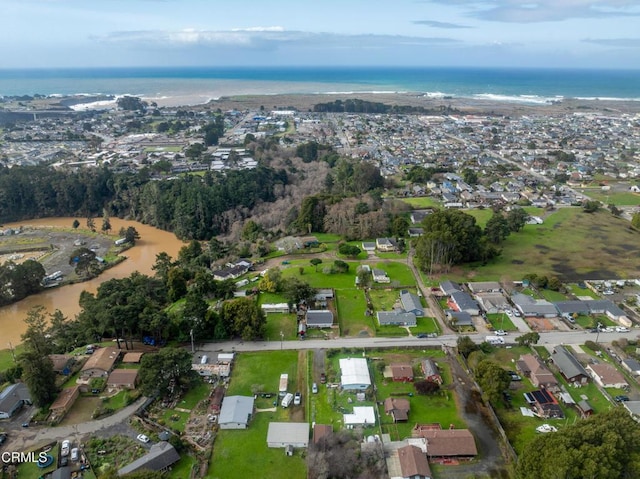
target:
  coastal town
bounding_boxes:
[1,93,640,479]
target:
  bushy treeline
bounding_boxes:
[313,98,436,114]
[0,165,287,240]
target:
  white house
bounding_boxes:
[218,395,254,429]
[339,358,371,390]
[266,422,309,448]
[344,406,376,427]
[372,269,390,284]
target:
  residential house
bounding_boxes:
[551,346,589,384]
[339,358,371,390]
[267,422,310,448]
[343,406,376,427]
[377,311,417,327]
[622,358,640,376]
[107,369,140,390]
[372,269,391,283]
[467,282,502,293]
[400,290,424,316]
[211,262,250,281]
[384,397,410,423]
[445,310,473,328]
[421,359,442,384]
[586,363,628,389]
[80,347,120,380]
[450,291,480,316]
[412,426,478,459]
[410,210,432,224]
[577,399,594,419]
[439,280,462,296]
[306,310,334,328]
[524,389,564,419]
[388,363,414,382]
[376,237,397,252]
[0,383,32,419]
[397,444,432,479]
[474,293,510,314]
[49,354,74,375]
[408,227,424,237]
[517,354,559,391]
[49,385,80,419]
[361,242,376,254]
[218,395,254,429]
[511,293,557,318]
[117,441,180,477]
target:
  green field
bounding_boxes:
[401,197,441,208]
[335,289,372,336]
[374,261,416,286]
[458,208,640,281]
[577,188,640,206]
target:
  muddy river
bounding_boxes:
[0,217,185,346]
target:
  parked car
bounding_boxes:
[60,457,68,467]
[312,383,318,394]
[294,392,301,406]
[136,434,150,443]
[615,326,630,333]
[61,440,71,457]
[320,373,326,384]
[495,330,508,336]
[615,395,630,402]
[512,309,521,317]
[0,433,7,445]
[71,448,79,462]
[416,333,428,338]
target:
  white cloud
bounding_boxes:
[427,0,640,22]
[413,20,472,29]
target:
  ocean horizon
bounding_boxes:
[1,66,640,107]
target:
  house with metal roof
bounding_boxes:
[551,346,589,384]
[218,395,255,429]
[0,383,32,420]
[439,280,461,296]
[117,441,180,476]
[267,422,309,448]
[511,293,557,318]
[339,358,371,390]
[445,310,473,328]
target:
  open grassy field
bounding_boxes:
[335,289,372,336]
[576,188,640,206]
[458,208,640,281]
[400,197,441,208]
[0,344,22,372]
[374,261,416,286]
[486,313,517,331]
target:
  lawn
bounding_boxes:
[401,197,441,208]
[334,289,373,337]
[576,188,640,206]
[169,454,197,479]
[538,289,568,302]
[226,351,299,396]
[264,312,298,341]
[281,260,358,289]
[566,283,600,298]
[487,313,517,332]
[374,262,416,287]
[0,344,22,372]
[58,396,101,426]
[15,442,60,479]
[458,208,640,281]
[369,289,402,311]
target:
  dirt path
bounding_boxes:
[442,351,509,478]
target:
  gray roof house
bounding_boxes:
[511,293,557,318]
[0,383,32,420]
[551,346,589,384]
[267,422,310,448]
[306,310,334,328]
[400,290,424,316]
[440,280,462,296]
[117,441,180,476]
[450,291,480,316]
[377,311,417,327]
[446,310,473,327]
[219,395,255,429]
[622,358,640,376]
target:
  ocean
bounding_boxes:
[1,66,639,107]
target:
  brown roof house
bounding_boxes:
[517,354,559,391]
[384,397,410,423]
[413,426,478,459]
[397,444,432,479]
[81,347,120,379]
[49,354,75,375]
[586,363,628,389]
[388,363,414,382]
[122,352,144,363]
[421,359,442,385]
[50,385,80,421]
[107,369,140,390]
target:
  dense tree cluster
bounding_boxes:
[312,98,451,114]
[0,259,45,306]
[516,408,640,479]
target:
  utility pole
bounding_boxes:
[190,329,195,353]
[280,331,284,350]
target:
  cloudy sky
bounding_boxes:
[3,0,640,69]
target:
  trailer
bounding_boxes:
[281,392,294,408]
[279,373,288,397]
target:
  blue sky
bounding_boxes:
[3,0,640,69]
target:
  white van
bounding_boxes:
[281,392,294,408]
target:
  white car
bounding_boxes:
[536,424,557,433]
[495,330,508,336]
[293,392,301,405]
[616,326,630,333]
[136,434,150,444]
[61,440,71,457]
[512,309,521,317]
[505,310,513,317]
